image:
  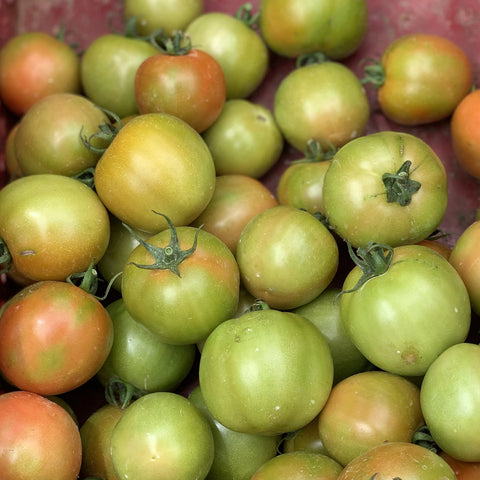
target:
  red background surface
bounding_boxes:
[1,0,480,423]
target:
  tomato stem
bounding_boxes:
[360,58,386,87]
[105,376,143,409]
[289,139,337,165]
[150,30,192,55]
[412,424,440,453]
[80,107,122,154]
[296,51,329,68]
[235,3,260,29]
[382,160,421,206]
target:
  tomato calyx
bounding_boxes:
[234,3,260,29]
[123,212,201,277]
[296,51,330,68]
[382,160,421,206]
[412,424,440,453]
[80,107,122,154]
[340,242,394,295]
[105,376,143,409]
[0,239,11,275]
[360,58,386,87]
[247,299,270,312]
[72,167,96,189]
[290,138,337,165]
[151,30,192,56]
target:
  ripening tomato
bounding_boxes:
[0,390,82,480]
[4,123,22,179]
[363,33,473,125]
[440,452,480,480]
[0,280,114,395]
[0,31,81,115]
[282,415,328,455]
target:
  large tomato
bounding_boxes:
[236,205,339,310]
[322,131,448,247]
[94,112,216,233]
[199,307,334,436]
[110,391,214,480]
[258,0,368,59]
[0,390,82,480]
[0,173,110,282]
[273,59,370,153]
[0,280,114,395]
[317,370,424,466]
[362,33,473,125]
[0,31,81,115]
[340,243,471,376]
[420,342,480,462]
[121,215,240,345]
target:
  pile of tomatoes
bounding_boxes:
[1,1,480,479]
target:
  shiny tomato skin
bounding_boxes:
[317,371,424,466]
[236,205,339,310]
[0,31,81,115]
[199,308,334,436]
[0,390,82,480]
[0,281,114,395]
[122,226,240,345]
[94,113,216,233]
[340,244,471,377]
[81,34,159,118]
[0,174,110,282]
[377,33,473,126]
[420,342,480,462]
[258,0,368,59]
[323,131,448,248]
[190,174,278,255]
[135,49,226,133]
[336,442,456,480]
[185,11,269,99]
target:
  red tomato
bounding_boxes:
[0,31,81,116]
[440,452,480,480]
[0,390,82,480]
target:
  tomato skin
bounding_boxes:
[0,31,81,115]
[122,226,240,345]
[323,131,448,248]
[274,61,370,153]
[440,452,480,480]
[236,205,339,310]
[340,244,471,376]
[0,174,110,282]
[317,371,424,466]
[0,390,82,480]
[135,49,226,133]
[336,442,456,480]
[94,113,216,233]
[110,391,215,480]
[258,0,368,59]
[190,174,278,255]
[0,281,114,395]
[4,123,22,179]
[420,342,480,462]
[199,308,334,436]
[376,33,473,125]
[185,11,269,99]
[81,34,159,118]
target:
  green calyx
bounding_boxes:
[382,160,421,206]
[150,30,192,55]
[80,107,122,154]
[123,212,201,277]
[105,376,144,409]
[361,58,386,87]
[235,3,260,29]
[0,239,11,275]
[296,51,330,68]
[290,138,337,165]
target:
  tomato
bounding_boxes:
[236,205,339,310]
[293,288,369,384]
[363,33,473,126]
[13,93,109,176]
[0,31,81,115]
[80,30,159,118]
[440,452,480,480]
[0,280,113,395]
[451,89,480,179]
[416,238,452,260]
[185,6,269,99]
[189,385,281,480]
[449,220,480,315]
[97,298,197,393]
[124,0,204,37]
[199,307,334,436]
[0,390,82,480]
[80,403,125,480]
[110,391,214,480]
[4,123,21,179]
[94,112,216,233]
[336,442,456,480]
[0,173,110,282]
[121,215,240,345]
[258,0,368,59]
[420,342,480,462]
[282,415,328,455]
[202,98,284,178]
[251,451,343,480]
[340,243,471,376]
[318,371,424,466]
[190,174,278,254]
[134,34,226,133]
[322,131,448,248]
[273,60,370,153]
